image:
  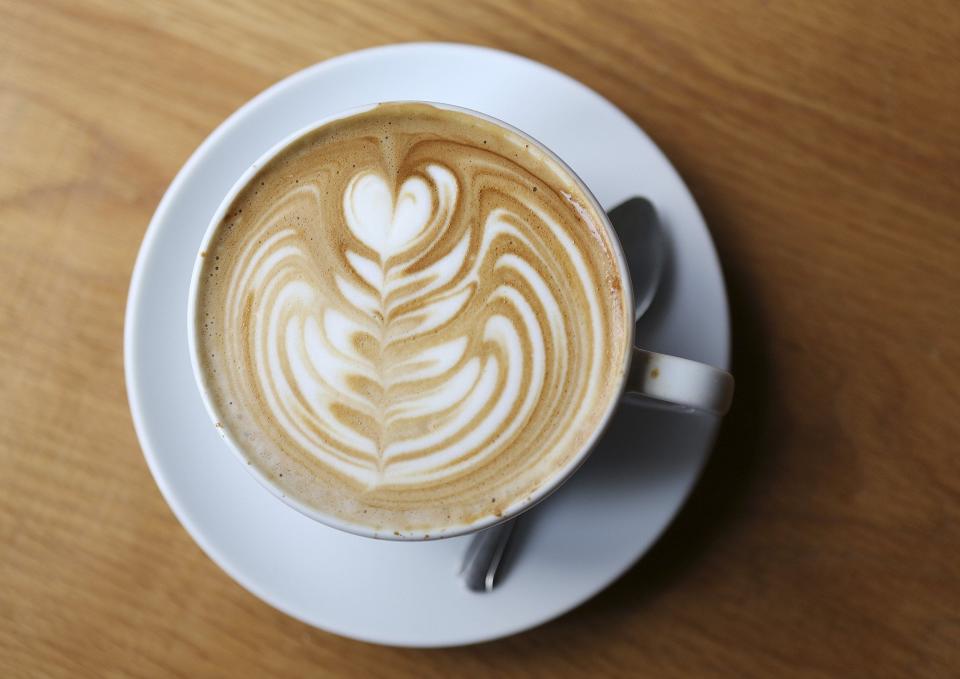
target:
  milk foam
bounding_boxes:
[195,104,629,535]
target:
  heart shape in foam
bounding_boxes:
[343,171,434,262]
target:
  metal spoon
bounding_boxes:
[459,197,666,592]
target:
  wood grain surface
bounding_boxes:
[2,1,958,676]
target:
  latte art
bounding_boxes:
[195,104,629,535]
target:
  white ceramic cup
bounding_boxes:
[188,102,734,540]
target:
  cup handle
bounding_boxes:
[624,348,734,416]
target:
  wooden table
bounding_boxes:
[2,1,958,676]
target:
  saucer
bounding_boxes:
[124,43,730,647]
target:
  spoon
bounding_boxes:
[459,197,666,592]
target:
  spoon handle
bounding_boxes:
[459,520,516,592]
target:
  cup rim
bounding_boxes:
[187,101,636,540]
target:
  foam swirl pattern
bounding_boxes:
[195,104,629,535]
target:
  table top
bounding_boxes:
[2,1,958,676]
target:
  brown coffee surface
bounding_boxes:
[194,103,630,536]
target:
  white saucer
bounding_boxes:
[124,43,730,647]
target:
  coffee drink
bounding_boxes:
[193,103,630,536]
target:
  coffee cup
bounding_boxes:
[188,102,733,540]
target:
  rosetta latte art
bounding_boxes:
[195,104,628,534]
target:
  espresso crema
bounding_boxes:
[194,103,630,535]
